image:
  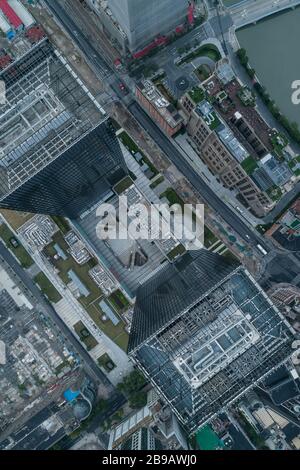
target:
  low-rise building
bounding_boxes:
[136,80,183,137]
[259,153,292,187]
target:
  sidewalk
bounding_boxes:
[174,133,261,228]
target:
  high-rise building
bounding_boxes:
[107,0,189,52]
[0,39,127,218]
[128,250,295,434]
[108,389,188,450]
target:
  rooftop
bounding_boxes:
[196,100,221,131]
[137,80,182,129]
[217,124,249,163]
[259,153,292,186]
[129,251,294,432]
[0,38,105,199]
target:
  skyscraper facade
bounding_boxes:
[108,0,189,52]
[128,251,295,434]
[0,39,127,218]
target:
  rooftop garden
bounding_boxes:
[74,321,98,351]
[108,289,130,313]
[241,156,258,175]
[267,185,283,202]
[118,131,158,178]
[44,232,99,307]
[288,155,300,176]
[51,216,71,235]
[34,272,62,304]
[43,232,129,350]
[0,223,33,269]
[167,243,186,261]
[114,176,134,195]
[206,111,221,130]
[97,353,116,373]
[85,303,129,352]
[188,86,205,104]
[238,86,256,107]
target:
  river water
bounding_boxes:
[237,7,300,128]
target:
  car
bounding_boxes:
[119,82,126,91]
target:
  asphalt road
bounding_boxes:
[129,102,269,250]
[43,0,111,80]
[0,241,112,387]
[43,0,270,252]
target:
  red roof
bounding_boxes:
[188,2,195,25]
[133,36,168,60]
[0,0,23,29]
[26,26,45,43]
[0,54,12,70]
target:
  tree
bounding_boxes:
[117,370,147,396]
[129,391,148,409]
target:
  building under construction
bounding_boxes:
[128,250,295,434]
[0,38,127,217]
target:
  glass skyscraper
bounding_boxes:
[108,0,189,52]
[0,39,127,218]
[128,250,295,434]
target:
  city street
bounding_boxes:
[43,0,271,253]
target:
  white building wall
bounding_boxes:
[8,0,35,28]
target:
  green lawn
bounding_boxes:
[179,44,221,65]
[196,65,211,82]
[85,303,129,351]
[160,188,185,208]
[119,131,158,178]
[167,244,186,260]
[204,226,218,248]
[108,289,130,312]
[0,223,34,268]
[119,131,139,154]
[51,216,71,235]
[34,272,62,304]
[150,175,165,189]
[114,176,134,195]
[188,86,205,104]
[241,156,258,175]
[74,321,98,351]
[98,353,116,372]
